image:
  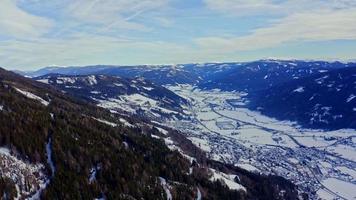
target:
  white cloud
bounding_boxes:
[67,0,167,21]
[0,35,195,69]
[203,0,281,16]
[197,1,356,52]
[0,0,52,38]
[0,0,185,69]
[153,17,174,27]
[204,0,356,16]
[20,0,169,33]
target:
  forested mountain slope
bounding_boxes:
[248,66,356,130]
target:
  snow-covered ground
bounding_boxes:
[95,93,181,120]
[188,137,211,152]
[335,166,356,181]
[319,178,356,199]
[0,147,49,199]
[196,187,202,200]
[209,168,246,192]
[118,117,135,127]
[166,84,356,200]
[46,138,55,177]
[14,87,49,106]
[92,117,118,127]
[235,163,260,173]
[159,177,172,200]
[89,165,101,184]
[326,144,356,162]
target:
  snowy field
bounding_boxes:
[95,93,180,119]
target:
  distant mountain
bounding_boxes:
[1,67,299,199]
[18,65,114,78]
[249,66,356,130]
[200,59,354,92]
[22,65,202,85]
[21,60,355,89]
[97,65,201,85]
[19,63,238,86]
[34,74,189,120]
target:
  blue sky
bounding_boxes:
[1,0,356,70]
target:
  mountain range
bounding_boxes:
[21,59,356,130]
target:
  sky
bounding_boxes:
[1,0,356,70]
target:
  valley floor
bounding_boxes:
[165,84,356,200]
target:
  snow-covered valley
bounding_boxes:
[165,84,356,200]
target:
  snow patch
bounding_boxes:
[320,178,356,199]
[236,163,260,173]
[90,91,101,94]
[293,87,304,93]
[159,177,172,200]
[196,187,202,200]
[57,77,76,84]
[113,83,124,87]
[188,137,211,152]
[65,85,82,89]
[119,118,134,127]
[155,127,168,135]
[335,166,356,180]
[92,117,117,127]
[143,86,154,91]
[89,165,101,184]
[151,134,160,139]
[209,168,246,192]
[87,75,97,85]
[46,138,55,177]
[37,79,49,84]
[346,94,355,103]
[14,87,49,106]
[0,147,48,199]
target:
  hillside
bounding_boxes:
[34,74,189,120]
[249,66,356,130]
